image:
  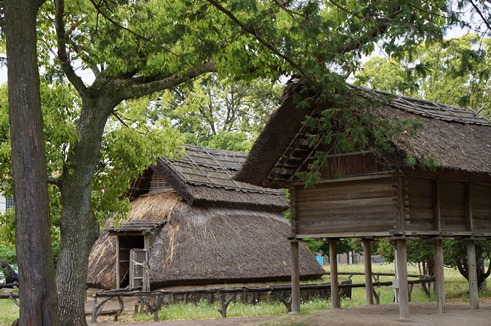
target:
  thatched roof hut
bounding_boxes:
[87,145,324,290]
[233,78,491,318]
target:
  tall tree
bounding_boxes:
[5,0,59,324]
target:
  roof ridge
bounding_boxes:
[353,85,491,126]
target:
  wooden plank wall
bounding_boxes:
[405,177,491,235]
[319,152,390,180]
[295,177,399,235]
[440,181,466,232]
[472,184,491,232]
[405,178,435,231]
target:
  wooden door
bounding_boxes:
[129,249,149,291]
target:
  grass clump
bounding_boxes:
[0,299,18,325]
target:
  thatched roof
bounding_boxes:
[234,79,491,188]
[87,192,325,289]
[129,144,288,212]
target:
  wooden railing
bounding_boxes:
[91,274,434,322]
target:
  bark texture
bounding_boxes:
[5,0,60,324]
[56,95,114,325]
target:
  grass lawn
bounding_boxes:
[1,263,489,324]
[0,298,19,325]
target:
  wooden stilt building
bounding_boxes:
[234,79,491,319]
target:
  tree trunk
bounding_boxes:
[56,97,113,325]
[5,0,60,324]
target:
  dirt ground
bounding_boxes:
[87,302,491,326]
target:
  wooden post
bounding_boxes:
[362,239,374,305]
[329,239,340,308]
[466,240,479,310]
[116,236,120,289]
[434,239,446,314]
[290,240,301,314]
[465,183,473,232]
[395,239,409,320]
[393,244,399,303]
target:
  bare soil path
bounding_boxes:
[88,302,491,326]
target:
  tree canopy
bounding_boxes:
[155,75,282,152]
[355,34,491,119]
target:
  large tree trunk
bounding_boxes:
[5,0,60,324]
[56,97,114,325]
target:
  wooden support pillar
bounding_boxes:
[290,240,301,314]
[362,239,374,305]
[466,240,479,310]
[393,244,399,303]
[395,239,409,320]
[115,236,120,289]
[434,239,446,314]
[329,239,340,308]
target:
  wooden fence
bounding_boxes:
[90,273,434,322]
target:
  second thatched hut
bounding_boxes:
[87,145,324,290]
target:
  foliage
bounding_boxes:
[306,238,356,257]
[0,245,15,264]
[444,240,491,290]
[355,34,491,119]
[377,239,436,275]
[155,75,282,152]
[0,80,184,243]
[378,239,491,288]
[296,85,424,186]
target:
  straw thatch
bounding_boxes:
[129,144,288,211]
[87,146,324,289]
[234,79,491,188]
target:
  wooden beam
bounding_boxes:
[466,240,479,310]
[433,179,441,232]
[329,239,340,308]
[290,240,301,314]
[397,177,405,232]
[362,239,374,305]
[465,183,473,232]
[434,239,446,314]
[116,236,120,289]
[292,173,399,186]
[296,232,392,239]
[395,239,410,320]
[290,187,298,237]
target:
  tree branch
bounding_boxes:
[55,0,88,97]
[336,9,400,56]
[66,26,100,77]
[87,0,181,59]
[469,0,491,32]
[329,0,363,19]
[206,0,310,78]
[117,61,217,100]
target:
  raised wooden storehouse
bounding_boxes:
[87,145,324,290]
[234,79,491,319]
